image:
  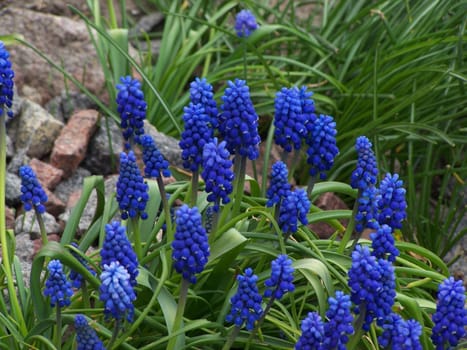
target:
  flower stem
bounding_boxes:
[35,207,48,245]
[338,189,361,254]
[347,304,366,350]
[54,306,62,350]
[157,176,172,242]
[167,278,190,350]
[222,326,241,350]
[0,113,27,336]
[190,169,199,207]
[231,155,247,219]
[131,217,143,262]
[108,319,121,350]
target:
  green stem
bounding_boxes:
[222,326,241,350]
[81,281,90,309]
[242,39,247,82]
[261,122,276,197]
[54,306,62,350]
[0,113,27,336]
[35,207,48,245]
[106,0,118,29]
[306,176,316,198]
[108,319,121,350]
[231,155,247,219]
[190,169,199,207]
[157,176,172,242]
[131,217,143,262]
[338,189,361,254]
[167,278,190,350]
[347,304,366,350]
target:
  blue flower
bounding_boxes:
[226,267,263,331]
[321,291,354,350]
[350,136,378,190]
[266,161,291,207]
[43,259,73,308]
[234,9,258,38]
[179,103,214,172]
[264,254,295,299]
[273,86,316,153]
[348,245,395,330]
[116,76,147,148]
[172,205,210,284]
[116,151,149,220]
[379,314,422,350]
[295,312,324,350]
[306,114,339,180]
[431,276,467,350]
[201,138,234,211]
[75,314,106,350]
[219,79,261,160]
[376,173,407,230]
[101,221,139,287]
[370,224,399,262]
[354,185,378,233]
[99,261,136,322]
[0,41,14,119]
[69,242,96,289]
[279,189,310,234]
[189,77,218,128]
[19,165,48,214]
[140,134,171,178]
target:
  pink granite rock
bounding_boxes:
[29,158,64,190]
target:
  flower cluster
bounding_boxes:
[379,314,422,350]
[321,291,354,350]
[179,103,214,172]
[306,114,339,180]
[0,41,14,118]
[234,9,258,38]
[219,79,261,160]
[266,161,291,207]
[350,136,378,189]
[116,76,147,148]
[44,260,74,308]
[99,261,136,322]
[279,188,310,234]
[69,242,96,289]
[370,224,399,262]
[19,165,48,214]
[75,314,106,350]
[140,134,171,178]
[376,173,407,230]
[273,86,315,153]
[201,138,234,211]
[264,254,295,299]
[172,205,210,283]
[116,151,149,220]
[189,77,218,128]
[431,276,467,349]
[295,312,324,349]
[101,221,139,286]
[226,267,263,331]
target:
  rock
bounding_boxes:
[83,116,123,175]
[6,134,14,161]
[0,7,105,104]
[6,148,30,175]
[54,167,91,204]
[43,188,66,218]
[14,99,64,159]
[13,233,34,286]
[5,207,15,230]
[130,12,164,36]
[15,211,62,240]
[45,91,98,124]
[50,110,99,178]
[29,158,64,190]
[5,172,22,207]
[33,234,61,256]
[144,120,183,169]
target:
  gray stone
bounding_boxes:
[45,91,98,124]
[5,172,22,207]
[15,100,64,159]
[6,134,14,161]
[144,120,182,168]
[130,12,164,36]
[14,233,34,287]
[83,117,123,175]
[15,211,62,240]
[54,167,91,204]
[6,148,30,175]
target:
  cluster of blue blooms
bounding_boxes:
[0,41,14,118]
[19,165,48,214]
[75,314,106,350]
[43,260,74,308]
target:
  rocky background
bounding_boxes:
[2,0,466,287]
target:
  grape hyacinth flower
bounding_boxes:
[202,138,234,211]
[379,314,422,350]
[234,9,258,38]
[179,103,214,172]
[351,136,378,190]
[69,242,96,289]
[377,173,407,230]
[219,79,261,160]
[172,205,210,284]
[264,254,295,299]
[75,314,106,350]
[354,185,378,233]
[226,267,263,331]
[116,76,147,148]
[101,221,139,287]
[431,276,467,349]
[44,260,73,308]
[306,114,339,180]
[19,165,48,214]
[370,223,399,262]
[189,77,218,128]
[140,134,170,178]
[273,86,315,153]
[266,161,291,207]
[99,261,136,322]
[116,151,149,220]
[295,312,324,350]
[321,291,354,350]
[278,188,310,235]
[0,41,14,119]
[348,245,396,330]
